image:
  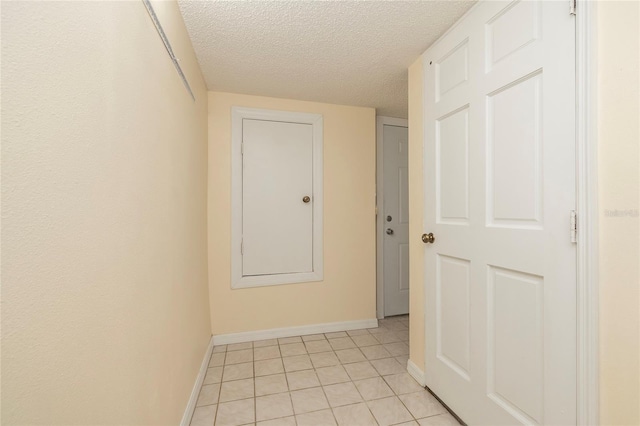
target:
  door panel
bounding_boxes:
[488,72,543,227]
[242,119,313,276]
[488,266,544,424]
[423,1,576,424]
[486,0,540,70]
[436,41,469,101]
[436,254,471,380]
[437,106,469,224]
[383,124,409,316]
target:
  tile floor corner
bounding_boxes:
[190,315,460,426]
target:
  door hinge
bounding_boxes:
[241,239,244,255]
[570,210,577,243]
[570,0,576,15]
[241,141,244,156]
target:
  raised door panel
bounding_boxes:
[436,255,471,381]
[488,266,544,424]
[436,40,469,102]
[486,0,541,71]
[437,106,470,225]
[487,72,543,229]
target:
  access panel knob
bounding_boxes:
[422,233,435,244]
[302,196,311,203]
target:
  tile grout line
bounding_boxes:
[213,348,226,425]
[311,346,340,426]
[311,341,341,426]
[277,338,295,425]
[252,341,256,424]
[346,358,383,426]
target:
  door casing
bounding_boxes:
[376,115,409,319]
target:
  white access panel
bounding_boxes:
[231,107,323,289]
[242,119,313,276]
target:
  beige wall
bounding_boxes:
[208,92,376,335]
[407,2,640,424]
[597,2,640,425]
[408,58,426,371]
[1,1,211,424]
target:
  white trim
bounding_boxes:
[231,107,324,289]
[575,1,599,424]
[180,336,215,426]
[376,116,409,319]
[212,318,378,346]
[407,359,426,387]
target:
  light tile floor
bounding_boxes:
[190,315,460,426]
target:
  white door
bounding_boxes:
[383,124,410,316]
[423,1,576,424]
[242,119,313,276]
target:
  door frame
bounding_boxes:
[376,115,409,319]
[419,1,599,424]
[574,1,599,424]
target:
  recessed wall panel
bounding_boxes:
[243,119,314,275]
[436,106,469,225]
[436,255,470,380]
[488,266,543,424]
[486,0,540,70]
[436,40,468,101]
[487,72,542,228]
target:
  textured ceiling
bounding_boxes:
[178,1,475,118]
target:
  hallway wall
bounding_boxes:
[1,1,211,424]
[597,1,640,423]
[208,92,377,335]
[407,2,640,424]
[407,58,425,371]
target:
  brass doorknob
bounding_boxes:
[422,233,435,244]
[302,196,311,203]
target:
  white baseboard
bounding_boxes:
[212,318,379,346]
[407,359,426,387]
[181,336,215,426]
